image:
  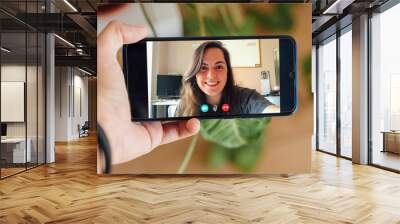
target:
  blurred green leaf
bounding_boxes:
[302,53,312,75]
[232,135,264,172]
[202,118,270,171]
[237,16,256,35]
[181,4,200,36]
[183,19,201,36]
[246,4,294,31]
[204,17,230,36]
[207,129,265,172]
[277,4,292,15]
[200,118,270,149]
[208,144,229,168]
[184,3,196,11]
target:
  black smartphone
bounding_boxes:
[123,36,297,121]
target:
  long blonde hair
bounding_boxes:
[175,41,235,116]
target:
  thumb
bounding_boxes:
[97,20,147,58]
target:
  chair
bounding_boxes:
[78,121,90,138]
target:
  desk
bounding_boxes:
[1,138,31,163]
[265,96,280,106]
[151,99,180,118]
[381,131,400,154]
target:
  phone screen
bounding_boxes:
[123,37,296,121]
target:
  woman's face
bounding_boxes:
[195,48,228,97]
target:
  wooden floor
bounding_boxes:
[0,167,26,178]
[372,150,400,171]
[1,163,44,178]
[1,135,400,223]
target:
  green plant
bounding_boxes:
[181,4,257,36]
[175,3,295,173]
[178,118,270,173]
[139,3,290,173]
[202,118,270,172]
[245,4,294,32]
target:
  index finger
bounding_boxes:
[97,20,147,58]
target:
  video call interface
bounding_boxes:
[146,39,281,118]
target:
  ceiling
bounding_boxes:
[0,0,97,74]
[311,0,390,42]
[0,0,393,74]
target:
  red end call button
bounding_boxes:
[222,103,230,112]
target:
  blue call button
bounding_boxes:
[200,104,209,113]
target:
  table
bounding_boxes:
[381,131,400,154]
[1,138,32,163]
[151,99,180,118]
[265,95,280,106]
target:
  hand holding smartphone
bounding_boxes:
[97,22,200,170]
[123,36,297,121]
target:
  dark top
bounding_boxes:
[176,86,274,117]
[231,86,273,114]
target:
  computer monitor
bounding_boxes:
[156,75,182,99]
[1,123,7,137]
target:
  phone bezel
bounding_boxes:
[123,35,297,121]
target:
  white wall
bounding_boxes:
[72,73,89,138]
[1,64,46,164]
[55,67,72,141]
[54,67,89,141]
[1,65,39,138]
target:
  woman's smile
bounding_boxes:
[205,80,220,87]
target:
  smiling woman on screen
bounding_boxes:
[175,41,279,117]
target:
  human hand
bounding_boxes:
[97,21,200,165]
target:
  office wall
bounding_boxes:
[73,73,89,137]
[1,65,41,139]
[1,62,45,169]
[55,67,69,141]
[54,67,89,141]
[1,4,48,178]
[233,40,279,93]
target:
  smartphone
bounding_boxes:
[123,36,297,121]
